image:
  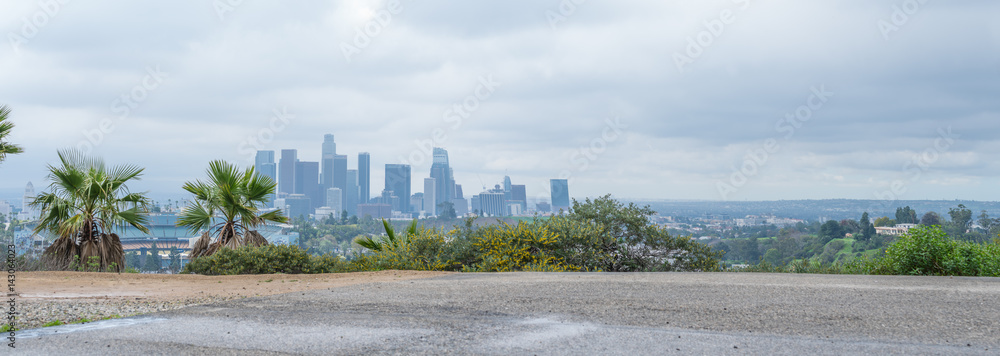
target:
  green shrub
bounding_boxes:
[183,244,353,275]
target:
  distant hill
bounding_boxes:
[628,199,1000,221]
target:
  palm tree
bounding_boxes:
[32,150,151,272]
[0,105,25,163]
[355,219,418,252]
[178,160,287,258]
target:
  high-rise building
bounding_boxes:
[358,203,392,220]
[333,154,347,196]
[384,164,411,213]
[321,134,336,190]
[479,191,505,217]
[326,188,343,214]
[282,194,312,220]
[454,184,464,199]
[429,148,454,209]
[470,195,481,215]
[423,178,436,216]
[451,198,468,216]
[295,161,321,210]
[345,169,359,216]
[358,152,371,204]
[278,149,297,195]
[550,179,570,212]
[255,151,277,206]
[411,193,424,215]
[511,184,527,214]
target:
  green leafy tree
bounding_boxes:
[437,201,457,219]
[859,212,876,242]
[0,105,24,164]
[169,246,181,273]
[920,211,942,226]
[144,243,161,271]
[873,216,896,227]
[32,150,151,272]
[125,251,141,270]
[178,160,288,258]
[564,194,720,272]
[819,220,844,244]
[895,206,918,224]
[946,204,973,239]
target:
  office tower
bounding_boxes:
[255,151,277,205]
[278,149,297,195]
[479,191,505,217]
[511,184,527,215]
[451,198,468,216]
[283,194,312,220]
[346,169,359,216]
[454,184,464,199]
[470,195,481,215]
[384,164,411,212]
[423,178,436,216]
[411,193,424,214]
[550,179,570,212]
[323,134,337,156]
[326,188,343,214]
[333,154,347,193]
[358,203,392,220]
[358,152,371,204]
[295,161,321,210]
[429,148,454,209]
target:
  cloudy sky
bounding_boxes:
[1,0,998,204]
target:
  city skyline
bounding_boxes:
[1,2,998,202]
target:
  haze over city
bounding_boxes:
[2,0,998,203]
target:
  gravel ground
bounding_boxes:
[12,270,449,330]
[15,272,1000,355]
[17,296,242,330]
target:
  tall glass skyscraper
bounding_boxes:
[358,152,371,204]
[278,149,297,195]
[429,148,454,208]
[345,169,359,216]
[295,161,321,210]
[385,164,411,213]
[321,134,336,190]
[550,179,570,212]
[254,150,277,206]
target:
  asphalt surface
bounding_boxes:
[13,273,1000,355]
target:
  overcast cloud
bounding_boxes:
[1,0,998,203]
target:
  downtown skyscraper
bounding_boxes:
[385,164,411,213]
[254,150,277,206]
[278,149,297,196]
[429,148,454,211]
[321,134,336,190]
[358,152,371,204]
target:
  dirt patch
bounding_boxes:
[18,270,451,301]
[13,270,451,329]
